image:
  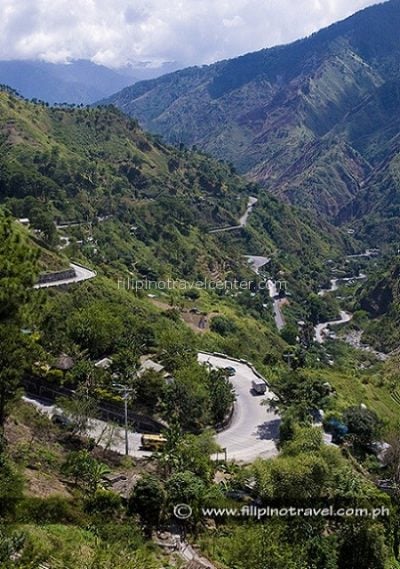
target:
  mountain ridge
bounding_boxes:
[100,0,400,222]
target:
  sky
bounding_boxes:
[0,0,381,69]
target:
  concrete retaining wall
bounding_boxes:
[37,268,76,284]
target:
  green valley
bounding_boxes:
[1,3,400,566]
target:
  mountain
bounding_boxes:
[1,65,399,569]
[335,79,400,243]
[101,0,400,220]
[0,59,134,105]
[0,85,350,396]
[0,59,182,105]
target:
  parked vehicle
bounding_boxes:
[252,380,267,395]
[224,366,236,376]
[140,434,167,451]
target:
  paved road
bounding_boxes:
[346,249,379,259]
[209,197,258,234]
[23,397,151,458]
[24,349,280,464]
[34,263,96,289]
[239,196,258,226]
[318,278,339,297]
[244,258,284,331]
[267,279,285,331]
[318,274,366,297]
[315,272,367,342]
[245,255,270,274]
[315,310,353,344]
[198,353,279,463]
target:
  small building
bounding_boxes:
[138,358,174,385]
[95,357,113,370]
[138,359,165,375]
[53,353,75,373]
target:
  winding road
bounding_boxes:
[209,196,258,234]
[315,310,353,344]
[267,280,286,331]
[245,255,286,331]
[245,255,270,274]
[315,272,367,343]
[198,352,279,462]
[318,274,366,297]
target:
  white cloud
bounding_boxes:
[0,0,381,68]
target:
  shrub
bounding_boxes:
[128,475,165,530]
[0,459,24,517]
[184,289,200,300]
[16,496,81,524]
[84,489,122,518]
[210,316,237,336]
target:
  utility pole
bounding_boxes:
[283,353,295,369]
[112,382,135,456]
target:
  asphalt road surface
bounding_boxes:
[209,196,258,233]
[245,255,270,274]
[24,350,280,464]
[23,397,151,459]
[314,310,353,344]
[267,279,285,331]
[198,352,279,462]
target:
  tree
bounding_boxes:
[136,371,165,410]
[343,406,381,450]
[0,456,24,517]
[166,471,205,523]
[111,347,139,385]
[253,453,329,505]
[278,412,297,447]
[208,369,235,425]
[175,430,219,481]
[159,327,197,372]
[337,520,387,569]
[270,370,332,423]
[163,364,211,432]
[68,301,125,358]
[0,211,38,434]
[282,425,323,456]
[280,322,298,345]
[210,316,237,336]
[30,207,58,245]
[57,385,98,438]
[62,450,110,496]
[128,475,166,533]
[157,420,184,477]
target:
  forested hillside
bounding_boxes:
[0,87,344,280]
[1,87,400,569]
[355,256,400,351]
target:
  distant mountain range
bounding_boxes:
[101,0,400,243]
[0,59,181,105]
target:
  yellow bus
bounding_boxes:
[141,434,167,451]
